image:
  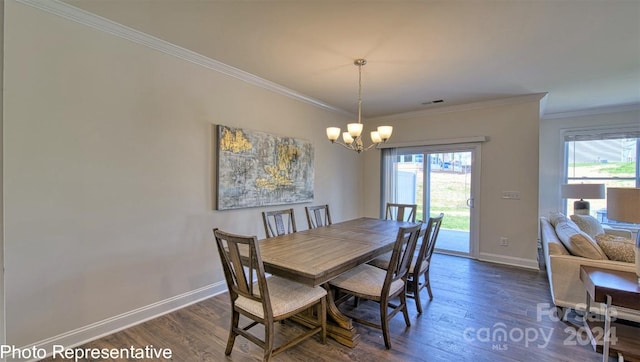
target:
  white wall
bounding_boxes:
[3,0,360,349]
[539,107,640,216]
[362,97,543,269]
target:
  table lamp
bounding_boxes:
[606,187,640,285]
[561,183,605,215]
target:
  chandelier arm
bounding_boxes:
[332,140,357,151]
[363,143,377,152]
[330,138,384,153]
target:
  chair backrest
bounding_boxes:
[413,213,444,275]
[385,203,417,222]
[305,204,332,229]
[384,223,422,289]
[262,208,297,238]
[213,228,273,319]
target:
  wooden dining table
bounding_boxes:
[250,217,422,347]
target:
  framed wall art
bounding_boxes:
[216,125,314,210]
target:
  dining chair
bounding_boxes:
[369,213,444,314]
[262,208,297,238]
[329,223,422,349]
[385,202,417,222]
[213,228,327,361]
[305,204,332,229]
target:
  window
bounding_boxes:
[563,127,639,225]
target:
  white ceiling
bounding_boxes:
[63,0,640,118]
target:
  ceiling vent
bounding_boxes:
[421,99,444,105]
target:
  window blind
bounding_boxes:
[564,127,640,141]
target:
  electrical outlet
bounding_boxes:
[501,191,521,200]
[500,237,508,246]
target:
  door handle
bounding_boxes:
[466,198,474,208]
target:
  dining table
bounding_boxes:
[248,217,423,347]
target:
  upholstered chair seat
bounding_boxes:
[330,264,405,299]
[236,276,327,319]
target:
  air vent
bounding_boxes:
[421,99,444,105]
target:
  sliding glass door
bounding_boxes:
[428,151,473,254]
[382,144,480,257]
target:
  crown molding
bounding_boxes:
[542,103,640,120]
[16,0,350,116]
[369,93,549,122]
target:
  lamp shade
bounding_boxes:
[607,188,640,224]
[326,127,341,142]
[608,187,640,286]
[377,126,393,141]
[561,183,605,199]
[347,123,363,138]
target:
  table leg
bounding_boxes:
[603,294,612,362]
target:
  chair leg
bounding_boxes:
[412,276,423,314]
[400,292,411,327]
[264,322,274,362]
[380,297,392,349]
[225,310,240,355]
[425,270,433,300]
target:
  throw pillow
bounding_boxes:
[549,212,567,227]
[570,214,605,239]
[554,219,608,260]
[595,234,635,263]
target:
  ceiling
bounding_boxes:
[63,0,640,118]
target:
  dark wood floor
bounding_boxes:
[43,254,611,361]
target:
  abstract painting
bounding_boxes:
[216,125,314,210]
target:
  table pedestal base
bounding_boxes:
[291,284,360,347]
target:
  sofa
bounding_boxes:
[540,216,640,322]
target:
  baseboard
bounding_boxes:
[12,281,227,362]
[478,252,540,270]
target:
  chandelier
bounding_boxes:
[326,59,393,153]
